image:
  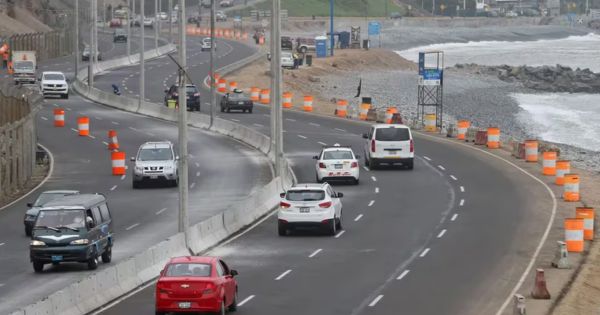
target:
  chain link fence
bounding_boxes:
[7,29,74,62]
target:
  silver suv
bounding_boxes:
[131,141,179,188]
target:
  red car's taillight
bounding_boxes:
[351,161,358,168]
[371,139,376,152]
[203,282,216,295]
[280,201,291,208]
[318,162,326,169]
[410,139,414,153]
[319,201,332,208]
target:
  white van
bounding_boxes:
[363,124,414,169]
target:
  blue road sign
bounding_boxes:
[368,21,381,36]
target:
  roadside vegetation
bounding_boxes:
[239,0,405,17]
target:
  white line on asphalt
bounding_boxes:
[230,118,240,122]
[451,213,458,221]
[423,156,432,161]
[309,249,322,258]
[237,295,255,307]
[362,166,369,172]
[460,186,465,192]
[253,123,263,127]
[450,175,457,181]
[437,229,447,238]
[125,223,139,231]
[437,165,446,171]
[334,128,346,132]
[375,187,379,194]
[335,230,346,238]
[102,141,109,146]
[196,171,200,177]
[156,208,168,215]
[52,103,58,107]
[309,122,320,127]
[285,118,296,122]
[110,185,117,191]
[112,121,119,125]
[368,295,384,307]
[66,107,72,111]
[420,248,431,258]
[275,269,292,280]
[0,283,4,288]
[146,132,155,137]
[88,135,96,139]
[128,126,138,131]
[354,214,363,221]
[190,182,196,189]
[297,135,307,139]
[70,128,78,132]
[371,176,377,182]
[0,242,4,246]
[95,116,103,120]
[459,199,465,206]
[396,270,410,280]
[40,116,48,120]
[368,200,374,207]
[195,162,200,168]
[317,141,327,146]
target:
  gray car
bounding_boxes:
[131,141,179,188]
[24,190,80,236]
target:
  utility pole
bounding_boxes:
[432,0,436,15]
[102,0,106,30]
[210,0,216,126]
[88,0,96,88]
[330,0,334,56]
[155,0,159,52]
[158,0,162,35]
[75,0,79,77]
[177,0,190,249]
[270,0,283,178]
[169,0,173,43]
[140,0,145,109]
[127,0,131,58]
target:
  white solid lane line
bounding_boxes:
[308,249,322,258]
[309,122,320,127]
[253,123,263,127]
[362,166,369,172]
[420,248,431,258]
[297,135,307,139]
[70,128,78,133]
[285,118,296,122]
[334,128,346,132]
[275,269,292,280]
[335,230,345,238]
[451,213,459,221]
[196,171,200,177]
[375,187,379,194]
[438,165,446,171]
[371,176,377,182]
[369,295,384,307]
[368,200,375,207]
[460,186,465,192]
[396,270,410,280]
[450,175,458,181]
[423,156,432,161]
[354,214,363,221]
[110,185,117,191]
[120,175,126,180]
[317,141,327,146]
[40,116,48,121]
[460,199,465,206]
[156,208,168,215]
[102,141,109,146]
[437,229,447,238]
[125,223,140,231]
[237,295,255,307]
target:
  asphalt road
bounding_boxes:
[0,31,271,314]
[92,37,553,315]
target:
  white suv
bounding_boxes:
[131,141,179,188]
[314,144,360,184]
[363,124,414,169]
[40,71,69,99]
[278,183,343,236]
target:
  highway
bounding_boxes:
[91,37,554,314]
[0,30,271,314]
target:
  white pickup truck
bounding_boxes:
[12,51,37,85]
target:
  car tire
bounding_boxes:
[220,106,224,112]
[353,178,359,185]
[101,246,112,263]
[278,221,287,236]
[25,226,32,236]
[248,108,253,114]
[228,290,238,312]
[33,260,44,273]
[88,256,98,270]
[218,300,226,315]
[364,154,370,167]
[226,107,231,113]
[155,311,166,315]
[406,159,414,170]
[132,180,140,189]
[328,217,337,236]
[370,159,379,170]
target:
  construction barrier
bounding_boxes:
[243,33,249,40]
[111,151,126,176]
[228,81,238,92]
[384,107,398,124]
[525,140,538,162]
[53,108,65,127]
[108,130,119,151]
[303,95,313,112]
[542,151,557,176]
[259,89,270,104]
[576,207,595,240]
[250,87,260,101]
[555,160,570,186]
[424,114,436,132]
[564,218,584,252]
[77,116,89,136]
[167,99,177,109]
[563,174,580,202]
[282,92,293,108]
[336,99,348,118]
[487,127,500,149]
[531,269,551,299]
[217,78,227,93]
[359,103,370,120]
[457,120,470,140]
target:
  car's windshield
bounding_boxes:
[186,86,198,93]
[375,128,410,141]
[323,150,353,160]
[286,190,325,201]
[34,192,70,207]
[166,263,211,277]
[43,74,65,81]
[228,92,248,101]
[14,61,34,70]
[35,209,85,229]
[138,147,173,161]
[115,30,126,35]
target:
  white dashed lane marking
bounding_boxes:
[368,200,375,207]
[285,118,296,122]
[460,186,465,192]
[420,248,431,258]
[335,230,346,238]
[120,175,126,180]
[88,135,96,139]
[460,199,465,206]
[195,162,200,168]
[396,270,410,280]
[297,135,307,139]
[125,223,140,231]
[451,213,459,221]
[112,121,120,125]
[309,122,320,127]
[110,185,117,191]
[362,166,369,172]
[253,123,263,127]
[375,187,379,194]
[437,229,447,238]
[40,116,48,121]
[70,128,78,133]
[423,156,432,161]
[196,172,200,177]
[0,242,5,246]
[334,128,346,132]
[230,118,240,122]
[308,249,322,258]
[371,176,377,182]
[156,208,168,215]
[354,214,363,221]
[369,295,384,307]
[190,182,196,189]
[450,175,458,181]
[317,141,327,146]
[237,295,255,307]
[102,141,109,146]
[275,269,292,280]
[438,165,446,171]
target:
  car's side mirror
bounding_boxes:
[312,155,319,160]
[279,192,286,198]
[230,269,238,276]
[27,202,33,207]
[336,192,344,198]
[362,133,369,139]
[130,157,135,162]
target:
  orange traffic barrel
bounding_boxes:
[7,61,13,74]
[542,151,557,176]
[210,72,220,86]
[424,114,436,132]
[235,31,242,40]
[53,108,65,127]
[259,89,271,104]
[216,29,223,37]
[228,81,238,92]
[487,127,500,149]
[457,120,470,140]
[564,218,584,252]
[359,103,370,120]
[108,130,119,151]
[217,78,227,93]
[258,36,265,45]
[525,140,538,162]
[336,99,348,118]
[384,107,398,124]
[111,151,126,176]
[242,33,249,40]
[250,87,260,101]
[576,207,595,240]
[77,116,89,136]
[282,92,293,108]
[563,174,580,202]
[225,29,232,38]
[555,160,570,186]
[303,96,314,112]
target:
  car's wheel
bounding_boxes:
[87,255,98,270]
[155,311,166,315]
[25,226,32,236]
[278,221,287,236]
[218,300,226,315]
[370,159,378,170]
[248,108,253,114]
[353,178,359,185]
[228,290,238,312]
[132,180,140,189]
[406,159,414,170]
[364,154,370,167]
[33,260,44,273]
[101,246,112,263]
[226,107,231,113]
[336,211,343,230]
[328,217,337,236]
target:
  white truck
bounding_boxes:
[12,51,37,85]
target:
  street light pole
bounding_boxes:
[177,0,190,249]
[210,0,216,127]
[75,0,79,77]
[139,0,145,109]
[127,0,131,58]
[270,0,283,178]
[169,0,173,43]
[155,0,159,52]
[330,0,334,56]
[88,0,96,88]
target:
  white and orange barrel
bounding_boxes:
[576,207,595,241]
[424,114,436,132]
[303,96,314,112]
[487,127,500,149]
[258,35,265,45]
[228,81,238,92]
[78,116,90,136]
[242,33,249,40]
[564,218,584,252]
[336,99,348,118]
[457,120,470,140]
[107,130,119,151]
[359,103,370,120]
[563,174,580,202]
[525,140,538,162]
[282,92,293,108]
[542,151,557,176]
[250,87,260,101]
[186,25,193,35]
[217,78,227,93]
[260,89,271,104]
[203,28,209,36]
[210,72,221,86]
[235,31,241,40]
[385,107,398,124]
[111,151,126,176]
[53,108,65,127]
[225,29,232,38]
[555,160,570,186]
[216,29,223,37]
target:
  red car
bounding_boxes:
[155,256,239,314]
[109,18,122,27]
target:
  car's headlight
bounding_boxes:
[164,165,173,171]
[135,166,143,173]
[30,240,46,246]
[70,239,89,245]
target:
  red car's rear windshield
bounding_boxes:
[166,263,211,277]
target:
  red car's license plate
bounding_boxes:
[179,302,191,309]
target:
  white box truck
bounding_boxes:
[12,51,37,85]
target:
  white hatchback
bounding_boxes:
[278,183,343,236]
[314,144,360,184]
[363,124,414,169]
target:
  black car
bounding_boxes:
[113,29,127,43]
[220,90,253,113]
[188,16,201,24]
[29,194,113,272]
[164,84,201,111]
[281,36,294,50]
